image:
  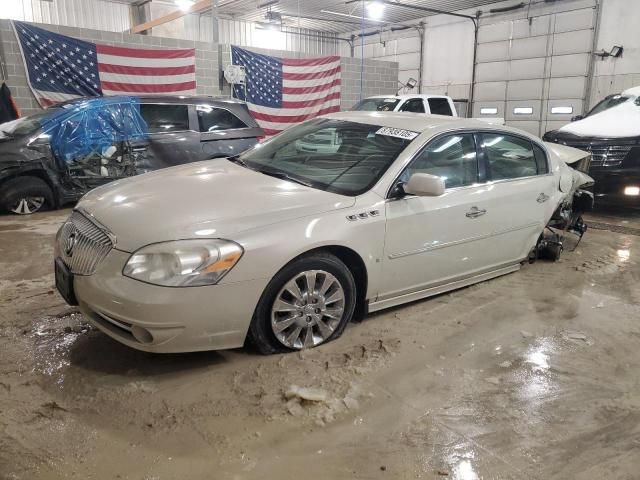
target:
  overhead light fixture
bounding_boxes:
[514,107,533,115]
[175,0,195,12]
[320,9,385,23]
[594,45,624,59]
[551,106,573,115]
[480,107,498,115]
[396,77,417,94]
[366,1,385,20]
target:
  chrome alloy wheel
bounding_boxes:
[10,196,45,215]
[271,270,345,349]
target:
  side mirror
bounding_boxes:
[404,173,446,197]
[571,115,584,122]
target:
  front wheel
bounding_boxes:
[0,176,55,215]
[248,252,356,354]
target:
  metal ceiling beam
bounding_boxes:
[130,0,212,34]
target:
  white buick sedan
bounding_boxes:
[55,112,593,354]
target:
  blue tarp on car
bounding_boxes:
[40,96,149,164]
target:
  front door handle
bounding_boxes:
[537,193,550,203]
[466,206,487,218]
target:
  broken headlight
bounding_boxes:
[123,239,243,287]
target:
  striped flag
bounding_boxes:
[13,21,196,107]
[231,46,341,135]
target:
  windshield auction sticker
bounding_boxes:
[375,127,419,140]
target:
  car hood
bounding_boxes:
[78,159,355,252]
[559,98,640,138]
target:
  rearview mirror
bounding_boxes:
[404,173,445,197]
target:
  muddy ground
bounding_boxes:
[1,209,639,480]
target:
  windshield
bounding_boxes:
[586,95,630,117]
[239,119,416,196]
[352,98,400,112]
[0,109,61,137]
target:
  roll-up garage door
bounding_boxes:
[473,4,596,137]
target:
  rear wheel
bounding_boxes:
[0,176,54,215]
[248,252,356,354]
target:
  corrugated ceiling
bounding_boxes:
[185,0,505,35]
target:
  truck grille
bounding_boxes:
[561,143,631,168]
[57,211,114,275]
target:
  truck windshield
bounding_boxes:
[352,98,400,112]
[0,109,61,137]
[239,118,415,196]
[586,95,630,117]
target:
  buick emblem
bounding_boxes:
[64,232,77,257]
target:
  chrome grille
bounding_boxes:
[562,143,631,168]
[57,211,114,275]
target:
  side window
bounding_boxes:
[428,98,453,116]
[401,134,478,189]
[197,105,248,132]
[140,104,190,133]
[399,98,425,113]
[532,143,549,174]
[480,133,539,180]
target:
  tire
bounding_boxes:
[0,176,55,215]
[248,252,357,355]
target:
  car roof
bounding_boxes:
[57,95,247,107]
[323,111,542,142]
[365,94,451,100]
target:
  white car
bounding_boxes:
[352,94,458,116]
[54,113,593,354]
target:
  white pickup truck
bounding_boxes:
[351,94,505,126]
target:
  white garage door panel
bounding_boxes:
[476,41,510,63]
[546,99,584,121]
[511,16,551,39]
[473,101,505,118]
[554,8,595,33]
[552,30,593,55]
[510,58,546,80]
[396,36,421,55]
[551,53,590,77]
[474,81,507,101]
[507,79,544,100]
[510,36,549,60]
[476,61,509,82]
[477,21,511,44]
[549,77,587,99]
[506,101,542,121]
[507,121,540,136]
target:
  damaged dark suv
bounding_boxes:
[0,95,263,214]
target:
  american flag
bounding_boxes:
[231,46,341,135]
[13,21,196,107]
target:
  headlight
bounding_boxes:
[123,239,243,287]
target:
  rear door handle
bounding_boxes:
[466,206,487,218]
[537,193,550,203]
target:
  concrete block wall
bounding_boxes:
[0,19,220,116]
[220,44,399,110]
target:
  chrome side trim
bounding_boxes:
[387,221,541,259]
[368,263,521,313]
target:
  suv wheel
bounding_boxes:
[0,177,54,215]
[248,252,356,354]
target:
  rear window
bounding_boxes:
[140,104,190,133]
[197,105,247,132]
[352,98,400,112]
[428,98,453,116]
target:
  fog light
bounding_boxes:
[131,325,154,344]
[624,186,640,196]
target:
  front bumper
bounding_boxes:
[74,249,269,353]
[590,169,640,208]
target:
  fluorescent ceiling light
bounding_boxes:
[514,107,533,115]
[366,1,385,20]
[320,9,385,22]
[480,107,498,115]
[175,0,195,11]
[551,106,573,114]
